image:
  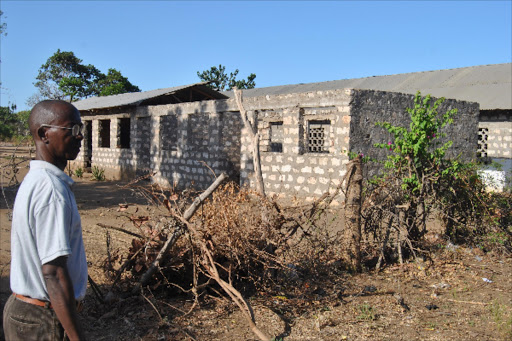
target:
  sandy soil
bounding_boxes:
[1,145,511,341]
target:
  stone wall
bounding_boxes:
[73,88,483,199]
[478,110,512,190]
[238,89,353,203]
[478,110,512,159]
[349,90,480,178]
[73,100,242,190]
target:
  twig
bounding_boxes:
[88,275,105,303]
[141,290,163,322]
[97,223,144,239]
[445,298,488,305]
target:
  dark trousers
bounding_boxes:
[3,294,67,341]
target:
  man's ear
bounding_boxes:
[38,126,49,144]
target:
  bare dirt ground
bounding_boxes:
[0,144,511,341]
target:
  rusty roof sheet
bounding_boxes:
[229,63,511,110]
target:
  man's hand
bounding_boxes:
[42,256,86,341]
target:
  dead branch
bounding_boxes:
[233,88,266,198]
[344,156,363,272]
[134,173,228,293]
[97,223,144,239]
[445,298,488,306]
[200,241,271,341]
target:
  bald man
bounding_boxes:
[3,100,88,341]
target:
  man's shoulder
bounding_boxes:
[18,166,69,203]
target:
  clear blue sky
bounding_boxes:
[1,1,511,111]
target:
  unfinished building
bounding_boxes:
[73,63,510,200]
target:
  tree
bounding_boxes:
[95,68,141,96]
[0,10,6,36]
[197,65,256,91]
[30,49,141,105]
[0,104,17,140]
[33,49,101,102]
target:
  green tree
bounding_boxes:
[29,49,140,105]
[0,11,7,67]
[197,64,256,91]
[0,10,7,36]
[373,92,459,236]
[15,110,31,137]
[32,49,101,102]
[95,68,141,96]
[0,104,17,140]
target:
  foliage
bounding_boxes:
[366,92,460,241]
[363,92,511,262]
[0,10,6,37]
[91,166,105,181]
[33,49,101,102]
[374,91,458,196]
[74,167,84,179]
[95,68,141,96]
[1,106,32,141]
[357,303,376,321]
[197,64,256,91]
[0,105,17,139]
[30,49,141,105]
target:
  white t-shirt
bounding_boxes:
[10,160,88,301]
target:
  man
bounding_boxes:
[3,100,88,340]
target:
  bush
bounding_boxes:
[74,167,84,178]
[91,166,105,181]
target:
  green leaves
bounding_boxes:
[197,64,256,91]
[32,50,140,103]
[374,91,460,194]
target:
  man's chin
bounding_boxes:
[67,149,81,160]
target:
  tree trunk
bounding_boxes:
[344,157,363,272]
[233,88,266,198]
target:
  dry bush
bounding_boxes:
[108,181,350,299]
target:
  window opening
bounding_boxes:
[99,120,110,148]
[307,120,330,153]
[160,115,179,151]
[477,127,488,158]
[187,114,209,152]
[270,121,283,153]
[118,118,131,149]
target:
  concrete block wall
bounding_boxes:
[478,110,512,190]
[479,110,512,159]
[238,89,353,203]
[349,90,480,178]
[73,100,242,190]
[72,88,484,199]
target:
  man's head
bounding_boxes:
[29,100,83,170]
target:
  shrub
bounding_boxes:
[91,166,105,181]
[74,167,84,178]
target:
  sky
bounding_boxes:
[0,1,511,111]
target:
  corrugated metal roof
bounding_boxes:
[226,63,511,110]
[74,82,228,111]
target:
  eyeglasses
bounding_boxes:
[40,124,83,137]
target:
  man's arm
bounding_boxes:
[42,256,86,341]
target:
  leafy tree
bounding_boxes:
[0,10,6,36]
[197,64,256,91]
[15,110,31,137]
[95,68,141,96]
[0,104,17,139]
[370,92,460,239]
[30,49,140,105]
[33,49,101,102]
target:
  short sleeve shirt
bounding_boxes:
[10,160,88,301]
